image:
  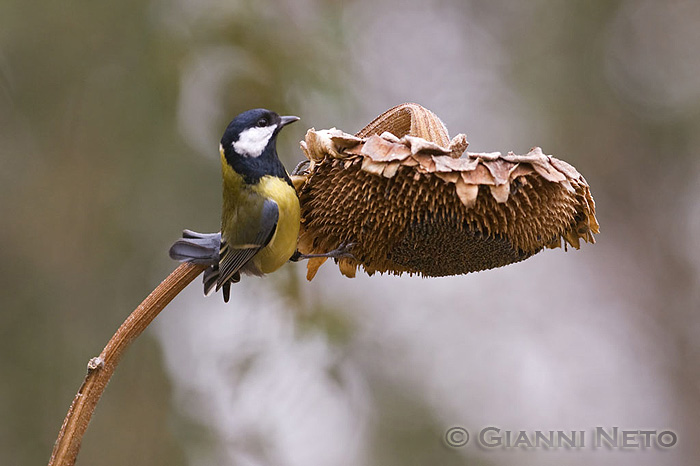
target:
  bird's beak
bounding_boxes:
[279,115,300,127]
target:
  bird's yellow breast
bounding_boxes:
[221,153,300,274]
[249,176,300,273]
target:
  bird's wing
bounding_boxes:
[217,199,279,289]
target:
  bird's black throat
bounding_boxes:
[225,145,294,188]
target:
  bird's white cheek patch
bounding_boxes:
[233,125,277,158]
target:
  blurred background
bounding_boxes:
[2,0,700,465]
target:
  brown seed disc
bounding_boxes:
[294,104,599,280]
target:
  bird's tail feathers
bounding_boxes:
[169,229,242,302]
[169,231,221,265]
[203,266,219,296]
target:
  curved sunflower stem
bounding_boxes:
[48,262,207,466]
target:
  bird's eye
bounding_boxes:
[256,118,267,127]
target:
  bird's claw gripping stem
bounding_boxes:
[292,242,357,262]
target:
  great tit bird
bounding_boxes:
[171,108,301,302]
[170,108,354,302]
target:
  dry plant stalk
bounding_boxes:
[48,262,207,466]
[292,103,599,280]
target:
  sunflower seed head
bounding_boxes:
[293,103,599,280]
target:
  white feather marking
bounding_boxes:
[233,125,277,158]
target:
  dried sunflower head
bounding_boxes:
[292,103,599,280]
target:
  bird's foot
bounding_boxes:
[291,159,310,176]
[292,242,357,262]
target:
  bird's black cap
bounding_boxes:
[220,108,299,185]
[221,109,298,148]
